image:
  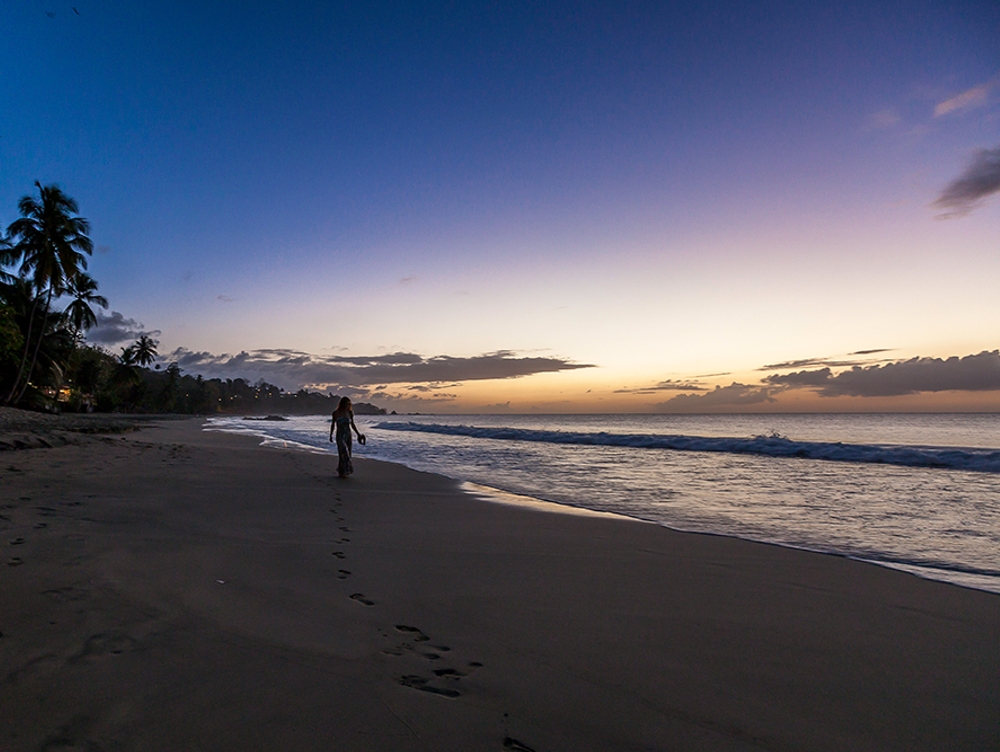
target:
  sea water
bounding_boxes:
[206,413,1000,594]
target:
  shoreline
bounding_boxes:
[209,414,1000,596]
[1,416,998,750]
[10,407,999,594]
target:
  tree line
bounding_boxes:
[0,182,384,416]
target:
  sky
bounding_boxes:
[2,0,999,412]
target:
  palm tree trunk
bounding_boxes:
[12,286,53,406]
[4,291,42,405]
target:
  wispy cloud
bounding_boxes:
[162,347,594,391]
[933,145,1000,217]
[86,311,160,346]
[763,351,1000,397]
[759,351,894,371]
[614,379,707,395]
[217,294,235,303]
[934,78,996,117]
[865,108,901,130]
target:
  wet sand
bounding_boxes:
[1,415,998,751]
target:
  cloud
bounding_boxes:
[480,401,512,411]
[763,351,1000,397]
[933,146,1000,217]
[217,295,234,303]
[934,80,995,117]
[614,379,707,394]
[759,351,894,371]
[399,276,417,285]
[86,311,160,346]
[161,347,594,391]
[764,368,834,387]
[866,108,900,130]
[366,388,459,407]
[657,383,779,411]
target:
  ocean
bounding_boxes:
[206,413,1000,594]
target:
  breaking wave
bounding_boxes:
[373,422,1000,473]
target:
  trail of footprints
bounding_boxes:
[321,484,485,702]
[8,460,527,752]
[4,454,527,749]
[385,624,483,698]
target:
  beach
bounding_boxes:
[1,415,998,751]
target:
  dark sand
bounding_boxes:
[1,414,998,751]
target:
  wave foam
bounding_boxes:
[373,422,1000,473]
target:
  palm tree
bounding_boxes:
[0,230,15,284]
[64,272,108,339]
[4,183,93,404]
[112,336,157,411]
[130,334,159,368]
[0,277,73,401]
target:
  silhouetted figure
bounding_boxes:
[329,396,365,478]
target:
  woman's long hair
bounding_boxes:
[334,396,352,416]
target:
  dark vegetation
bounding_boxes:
[0,182,384,416]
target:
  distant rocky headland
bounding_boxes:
[240,400,387,421]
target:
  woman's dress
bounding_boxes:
[334,411,353,476]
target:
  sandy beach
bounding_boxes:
[1,414,998,751]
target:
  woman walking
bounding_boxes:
[330,397,365,478]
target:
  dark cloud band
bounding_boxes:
[162,347,594,390]
[86,311,160,346]
[764,351,1000,397]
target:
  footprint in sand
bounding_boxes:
[433,663,482,678]
[339,537,350,543]
[389,626,483,698]
[339,526,351,532]
[9,538,24,545]
[395,625,430,642]
[388,626,450,660]
[503,737,538,752]
[337,569,351,580]
[331,551,346,559]
[7,557,23,567]
[349,593,374,606]
[398,674,461,698]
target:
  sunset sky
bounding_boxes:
[2,1,998,412]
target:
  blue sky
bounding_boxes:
[2,0,999,411]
